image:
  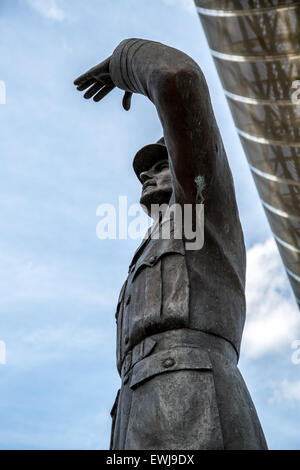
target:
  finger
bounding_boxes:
[76,79,96,91]
[122,91,133,111]
[74,73,91,86]
[84,82,103,99]
[74,57,111,86]
[87,57,111,75]
[93,84,115,102]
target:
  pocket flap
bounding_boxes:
[130,347,212,389]
[132,237,185,281]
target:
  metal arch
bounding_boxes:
[194,0,300,306]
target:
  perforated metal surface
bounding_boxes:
[195,0,300,306]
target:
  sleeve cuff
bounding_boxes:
[109,38,149,93]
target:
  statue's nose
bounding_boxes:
[140,170,153,183]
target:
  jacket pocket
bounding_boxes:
[126,347,224,450]
[130,346,212,389]
[128,237,190,342]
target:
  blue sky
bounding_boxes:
[0,0,299,450]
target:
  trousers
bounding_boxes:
[110,328,267,450]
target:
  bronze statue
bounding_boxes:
[74,38,267,450]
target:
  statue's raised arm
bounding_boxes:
[74,39,224,207]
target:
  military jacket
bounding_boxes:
[115,183,246,375]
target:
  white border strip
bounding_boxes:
[286,268,300,283]
[196,4,300,18]
[224,89,297,106]
[210,49,300,63]
[237,128,300,147]
[273,233,300,254]
[261,200,300,221]
[249,164,300,187]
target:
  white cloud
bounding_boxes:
[5,325,115,369]
[162,0,196,14]
[25,0,65,21]
[0,409,110,449]
[269,379,300,404]
[0,247,115,307]
[24,326,108,349]
[241,238,300,358]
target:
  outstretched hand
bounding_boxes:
[73,56,133,110]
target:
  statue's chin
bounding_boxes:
[140,189,172,216]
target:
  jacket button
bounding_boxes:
[124,335,129,345]
[162,358,175,368]
[149,256,156,264]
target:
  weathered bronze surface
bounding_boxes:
[74,38,267,450]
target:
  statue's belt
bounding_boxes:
[121,328,238,386]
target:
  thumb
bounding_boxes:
[122,91,133,111]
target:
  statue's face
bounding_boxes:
[139,159,172,215]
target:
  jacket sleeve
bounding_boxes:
[109,38,227,206]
